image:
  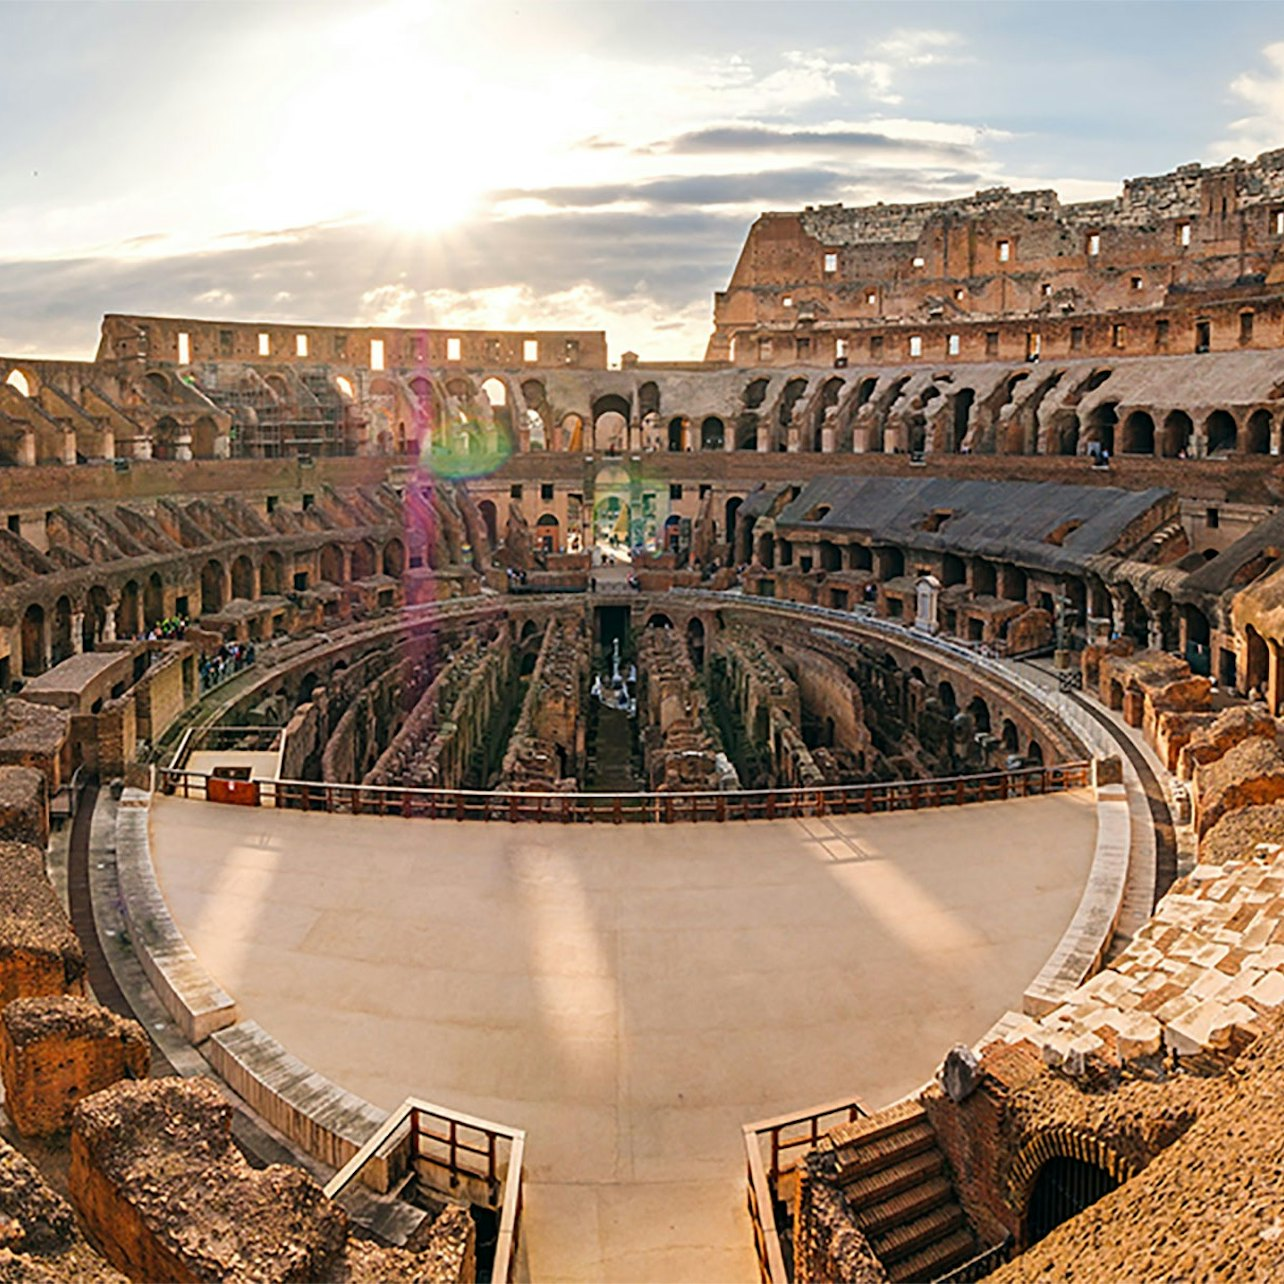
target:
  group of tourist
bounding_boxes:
[143,615,189,642]
[199,641,255,691]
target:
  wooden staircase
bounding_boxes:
[831,1100,981,1282]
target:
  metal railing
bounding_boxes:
[158,761,1089,824]
[742,1096,870,1284]
[324,1096,525,1283]
[935,1234,1014,1283]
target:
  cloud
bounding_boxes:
[651,124,977,161]
[1216,42,1284,157]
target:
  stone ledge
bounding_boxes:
[113,788,237,1043]
[1023,792,1131,1017]
[208,1020,405,1195]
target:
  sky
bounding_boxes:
[2,0,1284,364]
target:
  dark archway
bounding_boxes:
[952,388,975,452]
[117,580,141,639]
[320,544,345,585]
[83,587,108,652]
[144,573,164,630]
[1206,410,1238,456]
[1120,410,1154,455]
[350,541,376,580]
[668,417,686,452]
[200,561,224,615]
[51,596,73,667]
[1085,402,1118,455]
[21,603,45,677]
[1247,408,1272,455]
[261,551,284,596]
[1161,410,1192,458]
[1026,1156,1120,1247]
[478,499,498,547]
[686,617,705,669]
[383,539,405,576]
[231,555,255,601]
[701,416,725,450]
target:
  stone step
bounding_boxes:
[871,1200,966,1265]
[887,1227,980,1283]
[834,1119,937,1182]
[830,1099,927,1151]
[853,1175,953,1238]
[841,1149,944,1207]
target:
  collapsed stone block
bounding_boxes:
[0,767,49,850]
[0,1134,124,1280]
[0,996,149,1136]
[1177,703,1277,782]
[1193,736,1284,839]
[70,1077,347,1283]
[0,841,84,1004]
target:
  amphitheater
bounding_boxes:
[4,149,1284,1283]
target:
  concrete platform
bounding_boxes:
[149,790,1097,1283]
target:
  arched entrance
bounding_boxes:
[478,499,498,548]
[1161,410,1192,458]
[145,573,164,629]
[700,416,725,450]
[51,596,73,667]
[1120,410,1154,455]
[21,603,46,676]
[1206,410,1238,456]
[536,513,561,554]
[201,561,225,615]
[1026,1156,1120,1247]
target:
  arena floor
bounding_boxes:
[149,790,1098,1282]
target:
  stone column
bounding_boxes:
[71,613,84,655]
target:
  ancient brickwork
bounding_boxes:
[0,766,49,850]
[70,1078,349,1283]
[709,149,1284,367]
[499,617,590,791]
[0,996,148,1136]
[637,626,729,791]
[0,841,84,1005]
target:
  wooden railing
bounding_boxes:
[742,1096,870,1284]
[159,761,1090,824]
[324,1097,525,1282]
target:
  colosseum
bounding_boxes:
[4,148,1284,1283]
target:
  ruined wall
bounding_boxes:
[709,149,1284,366]
[0,995,148,1136]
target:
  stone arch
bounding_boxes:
[200,562,224,616]
[152,417,181,461]
[1246,624,1269,695]
[667,417,687,452]
[1007,1128,1136,1249]
[1161,410,1193,458]
[1120,410,1155,455]
[779,377,808,431]
[560,412,584,452]
[937,680,957,713]
[144,572,164,629]
[191,416,219,459]
[231,555,255,601]
[117,580,141,638]
[4,369,33,398]
[686,616,705,668]
[951,387,976,452]
[646,612,673,629]
[83,587,109,652]
[1206,409,1238,456]
[701,416,725,450]
[261,551,284,596]
[51,595,73,667]
[144,371,171,398]
[1027,738,1044,765]
[966,694,991,734]
[383,539,405,576]
[350,541,376,580]
[594,409,629,454]
[1247,408,1272,455]
[1001,718,1019,753]
[813,377,844,451]
[478,499,498,547]
[744,378,770,409]
[319,543,345,585]
[725,497,742,550]
[536,513,560,553]
[1084,402,1118,455]
[20,603,45,677]
[638,381,660,417]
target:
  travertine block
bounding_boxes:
[0,996,149,1136]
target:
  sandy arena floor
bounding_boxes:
[150,790,1097,1282]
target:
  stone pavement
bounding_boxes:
[149,790,1097,1282]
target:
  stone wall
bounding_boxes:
[0,996,148,1136]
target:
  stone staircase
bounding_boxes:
[832,1100,980,1282]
